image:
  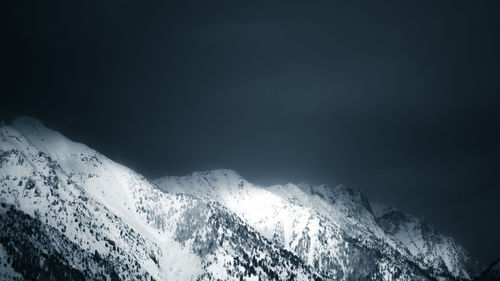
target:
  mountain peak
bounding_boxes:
[0,119,480,281]
[371,203,399,218]
[153,169,247,196]
[192,169,242,180]
[9,116,52,141]
[12,116,44,128]
[159,169,243,182]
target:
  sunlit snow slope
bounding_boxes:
[0,117,482,281]
[155,170,480,280]
[0,117,320,281]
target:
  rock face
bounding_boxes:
[372,204,481,280]
[0,117,482,280]
[0,117,317,281]
[154,171,480,281]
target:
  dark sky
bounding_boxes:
[1,0,499,264]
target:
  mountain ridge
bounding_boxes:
[0,117,487,280]
[154,169,479,280]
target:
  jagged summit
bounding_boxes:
[1,118,327,280]
[371,203,399,218]
[154,169,249,198]
[12,116,44,128]
[156,169,244,187]
[373,204,481,279]
[11,116,65,145]
[157,169,371,211]
[154,169,480,280]
[5,116,95,166]
[0,117,483,280]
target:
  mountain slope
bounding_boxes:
[0,117,481,280]
[154,170,479,280]
[372,204,480,279]
[0,117,321,280]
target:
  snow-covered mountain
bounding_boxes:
[0,117,320,280]
[154,172,480,280]
[372,204,480,279]
[0,117,483,280]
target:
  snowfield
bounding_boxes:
[0,117,484,280]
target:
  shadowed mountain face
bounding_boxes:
[0,117,487,280]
